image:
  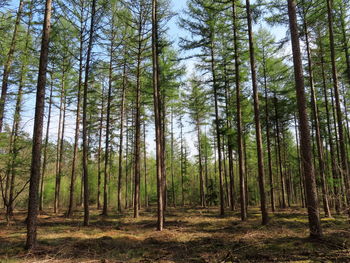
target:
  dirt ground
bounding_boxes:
[0,206,349,262]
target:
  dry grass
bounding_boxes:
[0,207,349,262]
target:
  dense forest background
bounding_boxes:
[1,0,350,260]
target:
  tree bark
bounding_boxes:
[209,38,224,216]
[232,0,247,220]
[134,20,143,218]
[196,116,205,207]
[54,72,66,214]
[26,0,53,250]
[152,0,164,231]
[245,0,268,225]
[287,0,322,238]
[82,0,97,226]
[274,93,287,208]
[67,6,84,217]
[262,47,275,212]
[117,56,127,212]
[326,0,350,215]
[143,121,148,207]
[302,7,331,217]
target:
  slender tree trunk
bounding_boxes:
[170,109,176,207]
[82,0,97,226]
[243,134,249,210]
[53,87,63,213]
[161,92,167,214]
[67,9,84,217]
[302,8,331,217]
[180,117,185,206]
[281,126,291,207]
[294,114,305,208]
[102,46,113,216]
[326,0,350,215]
[134,24,142,218]
[54,74,66,214]
[262,49,275,212]
[210,39,224,216]
[204,127,209,201]
[196,118,205,207]
[152,0,164,231]
[143,121,148,207]
[57,90,66,213]
[117,56,127,212]
[223,142,229,207]
[330,87,346,207]
[97,90,104,210]
[224,76,235,211]
[6,64,25,218]
[39,41,52,214]
[0,0,24,132]
[287,0,322,238]
[318,33,340,213]
[26,0,53,250]
[232,0,246,220]
[274,94,287,208]
[125,116,130,209]
[245,0,268,224]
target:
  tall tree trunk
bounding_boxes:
[223,142,229,207]
[0,0,24,132]
[210,39,224,216]
[6,56,26,218]
[245,0,268,225]
[326,0,350,215]
[287,0,322,238]
[294,114,305,208]
[54,74,66,214]
[318,33,340,213]
[67,7,84,217]
[170,109,176,207]
[134,24,142,218]
[97,89,104,210]
[82,0,97,226]
[302,7,331,217]
[103,40,114,216]
[143,121,148,207]
[196,117,205,207]
[26,0,53,250]
[330,87,346,207]
[57,90,66,213]
[232,0,247,221]
[224,74,235,211]
[180,117,185,206]
[117,56,127,212]
[39,79,53,211]
[262,48,275,212]
[274,93,287,208]
[125,115,130,209]
[161,92,167,214]
[152,0,164,231]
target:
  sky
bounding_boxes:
[4,0,288,158]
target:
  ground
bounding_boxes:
[0,207,350,262]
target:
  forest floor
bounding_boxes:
[0,206,350,263]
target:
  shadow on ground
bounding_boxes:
[1,207,350,262]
